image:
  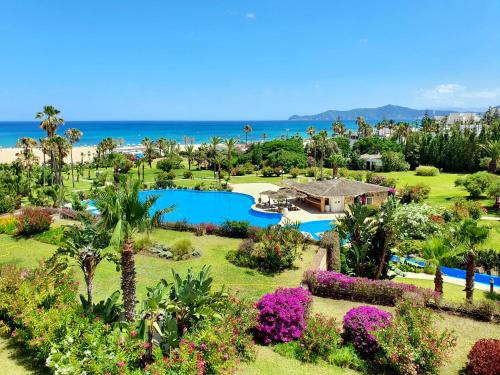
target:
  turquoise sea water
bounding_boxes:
[0,120,358,147]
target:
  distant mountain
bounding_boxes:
[288,104,458,121]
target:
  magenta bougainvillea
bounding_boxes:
[342,305,392,357]
[255,287,312,344]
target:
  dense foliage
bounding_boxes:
[466,339,500,375]
[16,207,53,235]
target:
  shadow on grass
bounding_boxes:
[1,336,48,374]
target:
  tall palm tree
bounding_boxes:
[209,136,222,178]
[456,219,491,303]
[243,124,252,145]
[422,237,462,294]
[214,152,224,183]
[38,138,50,186]
[156,138,167,157]
[356,116,372,138]
[36,105,64,138]
[328,153,345,178]
[185,144,194,171]
[96,179,172,321]
[317,130,328,180]
[262,133,268,143]
[224,138,237,172]
[306,126,316,139]
[64,128,83,188]
[15,137,38,196]
[141,137,155,168]
[332,118,345,137]
[48,135,69,205]
[480,140,500,173]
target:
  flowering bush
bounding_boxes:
[0,216,18,234]
[399,183,431,204]
[255,287,312,344]
[16,207,53,235]
[343,306,392,357]
[391,204,442,240]
[466,339,500,375]
[375,299,456,375]
[304,270,439,306]
[296,313,342,363]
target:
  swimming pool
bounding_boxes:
[298,220,335,240]
[139,189,282,227]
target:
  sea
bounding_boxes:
[0,120,360,147]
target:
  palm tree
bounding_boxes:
[480,140,500,173]
[64,128,83,188]
[209,136,222,178]
[356,116,372,138]
[328,153,345,178]
[36,105,64,138]
[96,179,172,321]
[332,118,345,137]
[456,219,491,303]
[422,237,462,294]
[15,137,38,196]
[243,124,252,145]
[262,133,268,143]
[306,126,316,139]
[141,137,155,168]
[214,152,224,183]
[185,144,194,171]
[224,138,237,172]
[51,217,115,306]
[156,138,167,157]
[317,130,328,180]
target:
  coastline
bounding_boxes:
[0,146,97,164]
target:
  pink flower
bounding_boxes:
[130,330,138,337]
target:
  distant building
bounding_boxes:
[433,113,481,125]
[359,154,383,171]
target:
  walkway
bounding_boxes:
[401,272,496,292]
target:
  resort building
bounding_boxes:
[359,153,383,171]
[284,178,389,213]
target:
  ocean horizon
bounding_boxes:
[0,120,362,147]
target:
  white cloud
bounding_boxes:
[418,83,500,107]
[246,12,256,20]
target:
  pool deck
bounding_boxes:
[230,182,342,223]
[400,272,496,292]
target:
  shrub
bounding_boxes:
[16,208,53,235]
[376,299,457,375]
[231,166,245,176]
[157,157,182,172]
[416,165,439,176]
[226,239,256,268]
[303,270,439,306]
[381,151,410,172]
[171,238,193,259]
[366,173,396,187]
[327,345,366,371]
[33,226,65,245]
[399,183,431,203]
[305,167,316,177]
[182,170,193,179]
[296,313,342,363]
[343,305,392,358]
[445,199,487,221]
[0,216,18,235]
[455,172,498,198]
[289,167,301,178]
[261,166,274,177]
[0,194,16,214]
[219,220,250,238]
[391,204,442,240]
[466,339,500,375]
[255,287,312,344]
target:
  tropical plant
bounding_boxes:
[422,237,463,294]
[456,219,490,303]
[243,124,252,145]
[64,128,83,188]
[141,137,156,168]
[50,216,116,306]
[95,179,172,321]
[327,153,345,178]
[319,229,341,271]
[480,140,500,173]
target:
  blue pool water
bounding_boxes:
[139,189,282,227]
[298,220,335,240]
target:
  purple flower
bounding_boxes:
[255,287,312,344]
[343,305,392,357]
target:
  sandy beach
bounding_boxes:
[0,146,97,164]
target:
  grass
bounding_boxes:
[1,223,498,374]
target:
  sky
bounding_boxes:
[0,0,499,120]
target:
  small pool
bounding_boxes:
[299,220,335,240]
[139,189,282,227]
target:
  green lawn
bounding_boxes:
[1,225,498,374]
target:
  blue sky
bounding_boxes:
[1,0,499,120]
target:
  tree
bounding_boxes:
[316,130,328,180]
[356,116,372,138]
[422,237,462,294]
[332,117,346,137]
[480,140,500,173]
[36,106,64,185]
[96,179,172,321]
[328,153,345,178]
[209,136,222,178]
[455,172,497,198]
[224,137,237,172]
[185,144,194,171]
[456,219,490,303]
[243,124,252,145]
[15,137,38,196]
[262,133,268,142]
[64,128,83,188]
[141,137,155,168]
[51,217,116,306]
[48,135,69,203]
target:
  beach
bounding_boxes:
[0,146,97,164]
